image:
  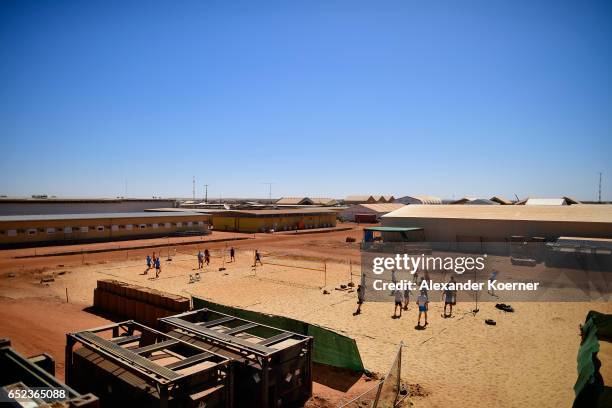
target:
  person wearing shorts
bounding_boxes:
[254,250,262,266]
[416,289,429,326]
[204,249,210,266]
[393,289,404,318]
[145,255,151,274]
[197,251,204,269]
[403,286,410,310]
[354,284,365,315]
[443,276,457,317]
[405,271,418,309]
[155,257,161,278]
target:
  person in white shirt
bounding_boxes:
[393,289,404,318]
[197,251,204,269]
[354,284,365,316]
[404,271,419,310]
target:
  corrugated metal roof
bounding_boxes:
[557,236,612,243]
[382,204,612,223]
[452,198,499,205]
[213,208,336,216]
[563,196,581,205]
[146,207,229,213]
[525,198,567,206]
[276,197,311,205]
[275,197,337,205]
[345,195,374,202]
[396,195,443,205]
[310,198,337,205]
[0,197,175,203]
[490,196,513,205]
[0,212,209,223]
[364,226,423,232]
[356,203,406,213]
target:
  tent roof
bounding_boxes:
[382,204,612,223]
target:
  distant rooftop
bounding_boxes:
[383,204,612,223]
[0,212,208,222]
[0,197,175,203]
[213,208,337,217]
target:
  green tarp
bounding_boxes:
[191,296,365,372]
[573,310,612,408]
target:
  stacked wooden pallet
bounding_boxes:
[93,279,190,327]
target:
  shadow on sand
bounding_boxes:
[312,363,363,392]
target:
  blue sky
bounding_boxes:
[1,0,611,200]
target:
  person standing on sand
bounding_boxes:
[416,289,429,327]
[145,255,151,274]
[404,271,418,310]
[354,284,365,315]
[230,247,235,262]
[393,289,404,318]
[488,270,498,297]
[155,257,161,278]
[403,285,410,311]
[254,250,263,266]
[204,249,210,266]
[197,250,204,269]
[390,269,398,295]
[442,276,457,317]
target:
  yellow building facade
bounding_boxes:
[212,209,337,233]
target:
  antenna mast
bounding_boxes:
[262,182,273,203]
[599,172,602,203]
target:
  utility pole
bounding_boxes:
[262,182,273,203]
[599,172,602,203]
[203,184,209,203]
[192,176,195,200]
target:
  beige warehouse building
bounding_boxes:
[381,204,612,242]
[339,203,405,222]
[0,212,210,247]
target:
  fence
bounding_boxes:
[339,342,404,408]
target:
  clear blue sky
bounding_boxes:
[1,0,611,200]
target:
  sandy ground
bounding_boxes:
[0,224,610,407]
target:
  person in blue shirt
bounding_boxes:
[155,257,161,278]
[145,255,151,274]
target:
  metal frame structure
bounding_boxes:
[0,338,98,407]
[159,308,313,408]
[65,321,233,408]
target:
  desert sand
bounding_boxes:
[0,224,609,407]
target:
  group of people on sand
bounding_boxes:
[143,247,264,279]
[196,247,238,269]
[145,253,162,278]
[354,271,458,328]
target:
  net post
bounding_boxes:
[324,260,327,287]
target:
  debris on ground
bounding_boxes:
[495,303,515,313]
